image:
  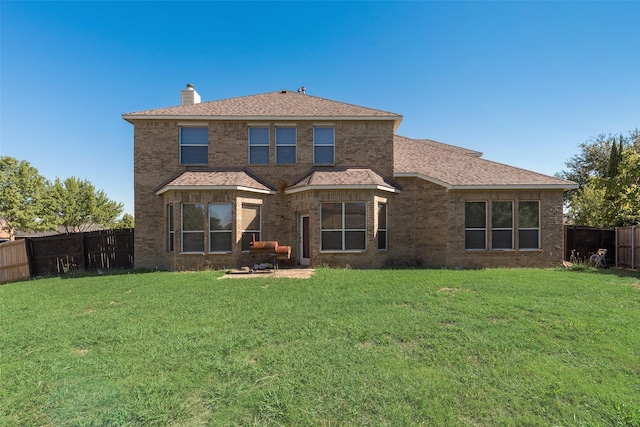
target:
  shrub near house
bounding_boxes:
[123,85,577,271]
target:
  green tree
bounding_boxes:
[47,177,124,232]
[0,157,55,238]
[114,213,135,229]
[570,147,640,227]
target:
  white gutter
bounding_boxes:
[285,184,401,195]
[157,185,275,196]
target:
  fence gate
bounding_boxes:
[617,226,639,269]
[0,240,31,284]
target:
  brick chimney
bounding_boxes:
[180,83,201,106]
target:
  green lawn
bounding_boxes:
[1,268,639,426]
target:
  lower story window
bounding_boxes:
[182,203,205,252]
[465,201,487,250]
[491,201,513,250]
[377,203,387,250]
[209,203,232,252]
[167,205,174,252]
[241,204,261,251]
[518,201,540,249]
[321,202,366,251]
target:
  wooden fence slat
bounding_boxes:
[0,240,31,284]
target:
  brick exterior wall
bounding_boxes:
[132,118,566,271]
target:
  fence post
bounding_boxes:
[633,225,636,270]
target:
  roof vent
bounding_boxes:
[181,83,201,106]
[280,90,287,94]
[297,86,306,94]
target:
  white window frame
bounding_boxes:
[320,202,366,252]
[181,203,205,253]
[179,126,208,165]
[491,201,514,250]
[313,126,335,165]
[465,201,487,250]
[167,204,174,253]
[209,203,233,253]
[275,126,297,164]
[377,202,388,251]
[241,204,261,252]
[248,126,270,165]
[518,201,541,250]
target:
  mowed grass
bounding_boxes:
[1,268,639,426]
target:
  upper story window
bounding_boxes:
[249,127,269,165]
[465,201,487,250]
[314,127,334,165]
[180,127,208,165]
[276,127,296,164]
[518,201,540,249]
[321,202,366,251]
[491,201,513,250]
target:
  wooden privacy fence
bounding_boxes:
[616,226,639,269]
[0,240,30,284]
[564,226,616,264]
[0,228,134,284]
[564,225,640,269]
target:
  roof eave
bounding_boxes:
[285,184,401,195]
[156,185,275,196]
[394,173,579,191]
[123,114,402,127]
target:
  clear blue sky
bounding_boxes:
[2,1,639,216]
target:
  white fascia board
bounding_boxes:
[123,115,402,124]
[394,173,578,191]
[285,185,400,195]
[157,185,275,196]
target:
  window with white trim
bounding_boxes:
[248,127,269,165]
[167,205,174,253]
[180,127,208,165]
[313,127,334,165]
[491,201,513,250]
[181,203,205,252]
[209,203,232,252]
[518,201,540,249]
[465,202,487,250]
[377,203,387,250]
[276,127,296,164]
[321,202,366,251]
[241,204,261,251]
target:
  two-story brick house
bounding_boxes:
[123,85,577,270]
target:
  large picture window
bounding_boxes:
[465,202,487,250]
[249,127,269,165]
[518,201,540,249]
[491,201,513,250]
[276,127,296,164]
[209,204,232,252]
[241,204,261,251]
[321,202,366,251]
[180,127,208,165]
[314,127,334,165]
[182,203,205,252]
[377,203,387,250]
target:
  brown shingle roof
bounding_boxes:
[156,170,275,195]
[124,90,402,124]
[286,168,401,194]
[394,135,578,189]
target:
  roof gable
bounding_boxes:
[394,135,578,190]
[123,90,402,128]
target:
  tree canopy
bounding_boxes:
[0,157,54,238]
[0,156,129,236]
[559,130,640,227]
